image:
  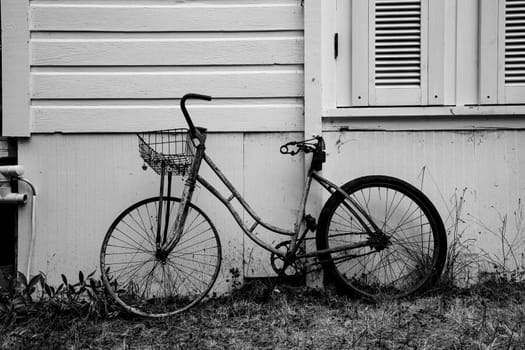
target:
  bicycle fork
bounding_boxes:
[155,166,173,249]
[157,138,207,258]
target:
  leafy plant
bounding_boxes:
[0,272,42,329]
[39,270,120,319]
[0,270,120,331]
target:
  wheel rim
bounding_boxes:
[325,184,440,299]
[101,197,221,317]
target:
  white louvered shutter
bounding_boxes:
[371,0,426,105]
[375,1,422,87]
[480,0,525,104]
[336,0,445,107]
[504,0,525,103]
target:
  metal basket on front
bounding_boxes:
[138,128,195,175]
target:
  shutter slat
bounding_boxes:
[375,29,421,35]
[506,0,525,85]
[376,66,419,74]
[506,0,525,6]
[375,53,420,59]
[375,0,421,87]
[376,35,420,41]
[376,42,420,47]
[376,60,420,65]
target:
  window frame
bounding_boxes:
[304,0,525,131]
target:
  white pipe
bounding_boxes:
[26,195,36,278]
[0,192,28,204]
[0,165,36,278]
[0,165,27,204]
[16,178,37,279]
[0,165,24,177]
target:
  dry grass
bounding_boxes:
[2,280,524,350]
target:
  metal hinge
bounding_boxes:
[334,33,339,59]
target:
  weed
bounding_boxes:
[1,278,525,349]
[440,188,483,287]
[39,270,120,320]
[471,199,525,284]
[0,272,42,329]
[0,270,120,332]
[226,267,242,291]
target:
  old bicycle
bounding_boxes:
[100,94,447,318]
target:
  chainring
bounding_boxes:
[270,241,306,277]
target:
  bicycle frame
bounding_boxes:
[163,131,382,262]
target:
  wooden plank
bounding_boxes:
[323,115,525,132]
[479,0,499,104]
[428,0,445,105]
[31,103,305,133]
[322,130,525,273]
[324,105,525,118]
[1,0,31,136]
[242,132,304,277]
[456,0,479,105]
[304,0,325,288]
[30,3,303,32]
[351,0,370,106]
[442,0,457,105]
[31,68,304,99]
[17,133,245,292]
[31,35,304,66]
[335,0,351,107]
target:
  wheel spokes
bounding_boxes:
[102,197,221,317]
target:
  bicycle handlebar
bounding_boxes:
[280,136,324,156]
[180,93,212,137]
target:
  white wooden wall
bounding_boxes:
[29,0,304,133]
[12,0,306,288]
[18,129,525,286]
[324,130,525,279]
[17,133,305,288]
[8,0,525,290]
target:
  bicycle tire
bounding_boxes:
[100,196,221,317]
[316,175,446,300]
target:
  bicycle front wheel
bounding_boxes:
[100,197,222,317]
[316,176,446,300]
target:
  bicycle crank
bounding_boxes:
[270,241,306,277]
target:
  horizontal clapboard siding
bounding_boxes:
[30,2,303,32]
[31,67,304,99]
[31,101,304,133]
[31,33,304,67]
[29,0,304,133]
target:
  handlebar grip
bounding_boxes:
[180,93,213,137]
[182,93,212,102]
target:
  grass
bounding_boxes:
[3,174,525,349]
[1,279,525,350]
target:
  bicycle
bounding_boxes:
[100,93,447,318]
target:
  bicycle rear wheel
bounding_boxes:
[100,197,221,317]
[316,176,446,300]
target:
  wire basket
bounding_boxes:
[138,128,195,175]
